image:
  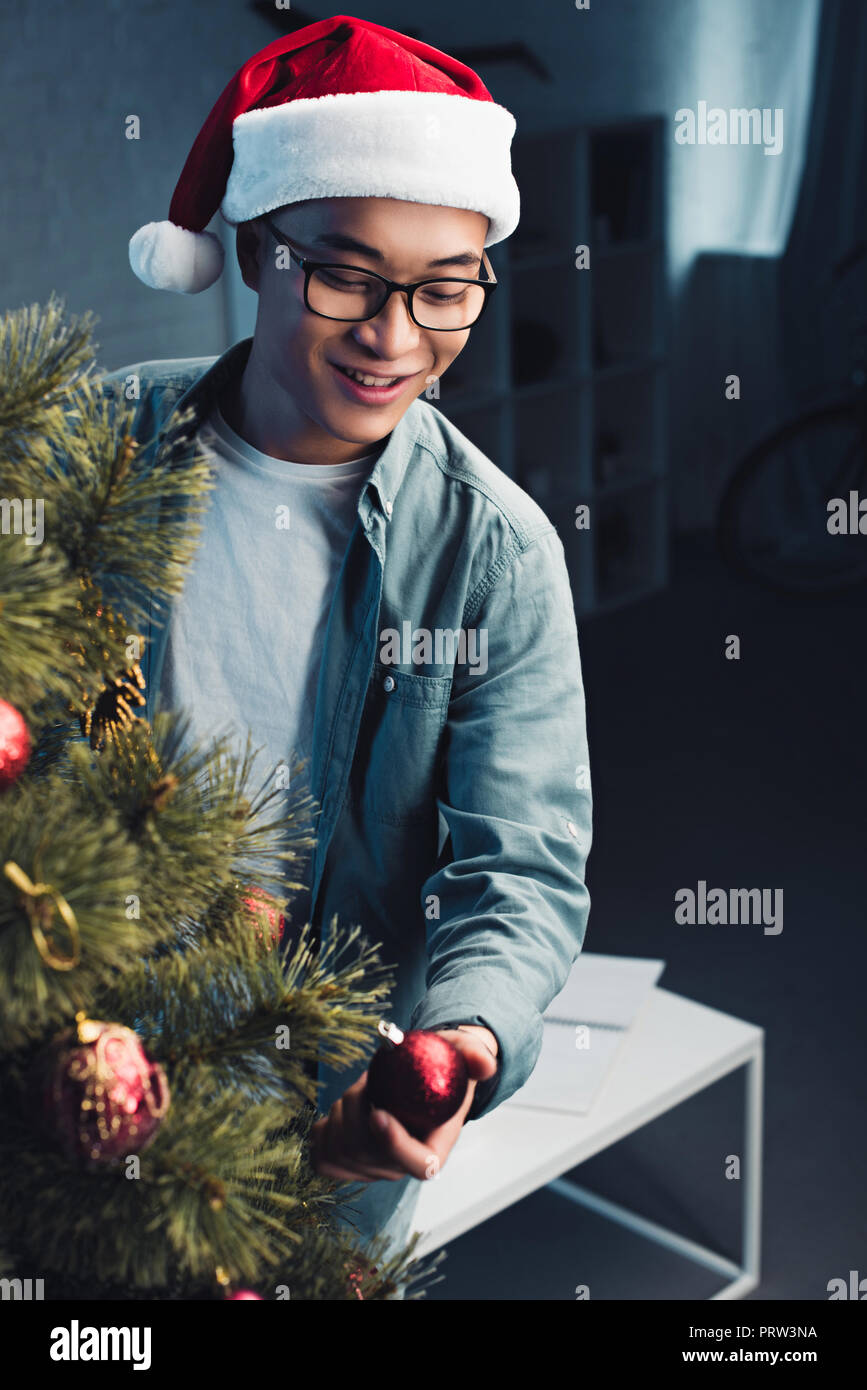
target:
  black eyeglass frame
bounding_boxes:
[262,216,498,330]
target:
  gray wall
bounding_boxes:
[0,0,277,368]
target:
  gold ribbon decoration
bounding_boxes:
[3,858,81,970]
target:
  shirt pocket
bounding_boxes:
[350,660,452,826]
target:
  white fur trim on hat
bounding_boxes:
[128,221,225,294]
[221,89,520,246]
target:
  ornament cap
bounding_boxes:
[377,1020,404,1046]
[75,1014,101,1044]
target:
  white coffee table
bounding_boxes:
[412,987,764,1299]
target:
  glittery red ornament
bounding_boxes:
[242,888,286,950]
[0,699,30,789]
[366,1021,469,1139]
[42,1014,170,1165]
[227,1290,263,1300]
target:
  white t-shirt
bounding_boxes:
[157,404,381,934]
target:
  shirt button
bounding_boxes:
[383,675,396,692]
[384,499,393,518]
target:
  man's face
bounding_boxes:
[237,196,490,449]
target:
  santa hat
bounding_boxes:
[129,13,520,294]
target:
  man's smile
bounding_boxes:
[329,358,419,385]
[328,358,421,404]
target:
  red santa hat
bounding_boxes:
[129,13,520,294]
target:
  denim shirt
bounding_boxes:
[96,336,592,1127]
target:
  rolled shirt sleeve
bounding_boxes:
[408,526,592,1121]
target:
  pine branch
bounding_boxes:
[63,710,318,932]
[0,293,97,469]
[0,1070,435,1297]
[0,537,104,715]
[0,773,149,1051]
[100,910,396,1111]
[36,379,217,629]
[0,297,217,741]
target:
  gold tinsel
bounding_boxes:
[64,573,147,751]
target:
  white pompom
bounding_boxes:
[128,221,224,293]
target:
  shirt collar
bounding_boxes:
[165,335,419,528]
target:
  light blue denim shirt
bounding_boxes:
[96,337,592,1248]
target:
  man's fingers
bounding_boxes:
[311,1094,409,1182]
[320,1098,372,1178]
[339,1077,409,1178]
[368,1106,455,1180]
[368,1065,478,1176]
[309,1056,474,1186]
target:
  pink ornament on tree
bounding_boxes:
[42,1013,170,1165]
[0,699,30,789]
[242,888,286,951]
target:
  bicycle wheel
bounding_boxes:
[716,399,867,594]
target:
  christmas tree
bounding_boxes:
[0,296,438,1300]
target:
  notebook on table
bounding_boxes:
[504,953,666,1115]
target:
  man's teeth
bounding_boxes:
[340,365,400,387]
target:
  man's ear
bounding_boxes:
[235,219,263,293]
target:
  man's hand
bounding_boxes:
[309,1026,498,1184]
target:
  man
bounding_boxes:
[120,14,592,1276]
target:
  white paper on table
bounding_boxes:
[504,953,665,1115]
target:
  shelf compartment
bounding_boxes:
[508,130,578,262]
[589,124,659,245]
[592,366,664,490]
[511,264,579,388]
[592,245,660,368]
[514,386,590,501]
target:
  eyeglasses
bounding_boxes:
[262,217,497,331]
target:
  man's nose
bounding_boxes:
[352,289,422,359]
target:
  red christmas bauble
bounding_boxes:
[242,888,286,950]
[227,1290,263,1300]
[0,699,30,789]
[43,1016,170,1165]
[366,1022,469,1139]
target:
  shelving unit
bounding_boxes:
[438,116,669,619]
